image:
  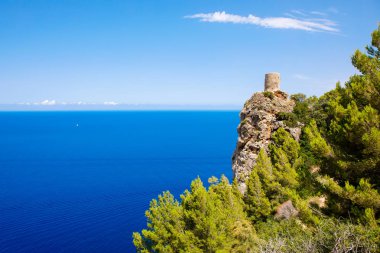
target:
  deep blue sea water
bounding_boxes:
[0,111,239,253]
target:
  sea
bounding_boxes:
[0,111,240,253]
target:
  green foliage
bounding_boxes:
[255,218,379,252]
[263,91,274,99]
[269,128,300,195]
[317,176,380,211]
[303,120,333,159]
[271,128,300,164]
[366,24,380,59]
[134,177,379,253]
[132,191,197,253]
[278,93,319,127]
[300,25,380,221]
[244,150,272,221]
[290,93,307,103]
[134,176,255,253]
[277,112,298,127]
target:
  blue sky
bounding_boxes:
[0,0,379,108]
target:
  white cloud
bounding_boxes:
[310,11,327,16]
[185,11,339,32]
[21,100,122,106]
[291,10,307,17]
[38,100,56,105]
[104,101,118,105]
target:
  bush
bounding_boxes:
[263,91,274,99]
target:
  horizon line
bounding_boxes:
[0,104,242,112]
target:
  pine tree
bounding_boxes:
[244,165,272,221]
[304,25,380,221]
[133,191,199,253]
[134,176,253,253]
[269,128,300,193]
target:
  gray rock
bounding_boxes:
[275,200,299,220]
[232,90,301,194]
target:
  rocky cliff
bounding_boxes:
[232,85,301,194]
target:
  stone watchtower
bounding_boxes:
[264,72,280,92]
[233,72,300,193]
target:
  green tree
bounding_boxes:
[303,25,380,221]
[269,128,300,193]
[134,176,254,253]
[244,153,272,221]
[133,191,199,253]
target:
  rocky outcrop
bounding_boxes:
[275,200,299,220]
[232,88,301,194]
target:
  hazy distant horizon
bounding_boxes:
[0,103,242,111]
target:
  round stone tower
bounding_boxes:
[264,72,280,92]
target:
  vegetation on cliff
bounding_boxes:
[133,25,380,252]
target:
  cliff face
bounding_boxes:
[232,90,301,193]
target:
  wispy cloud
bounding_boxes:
[22,100,121,106]
[293,74,311,80]
[185,11,339,32]
[37,100,56,105]
[310,11,327,16]
[290,10,308,17]
[104,101,118,106]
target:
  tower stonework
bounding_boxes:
[264,72,280,92]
